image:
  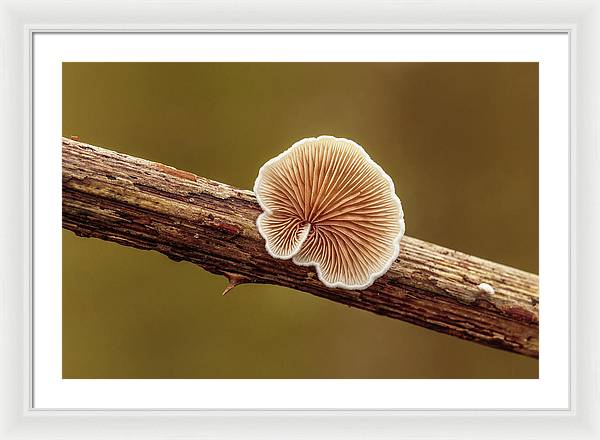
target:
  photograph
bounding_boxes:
[61,61,539,380]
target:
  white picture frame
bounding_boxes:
[1,0,598,438]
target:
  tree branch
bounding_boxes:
[62,137,539,358]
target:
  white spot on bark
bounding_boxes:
[478,283,495,295]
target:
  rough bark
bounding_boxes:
[62,137,539,358]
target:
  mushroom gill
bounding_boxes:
[254,136,405,290]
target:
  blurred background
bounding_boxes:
[62,62,538,378]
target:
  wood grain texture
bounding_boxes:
[62,137,539,357]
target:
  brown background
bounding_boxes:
[62,62,538,378]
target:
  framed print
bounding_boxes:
[1,0,599,439]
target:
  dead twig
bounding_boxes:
[62,137,539,357]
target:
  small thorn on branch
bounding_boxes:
[221,273,250,296]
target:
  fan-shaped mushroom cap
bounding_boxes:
[254,136,405,290]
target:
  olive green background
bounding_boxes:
[63,62,538,379]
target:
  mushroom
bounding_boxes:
[254,136,405,290]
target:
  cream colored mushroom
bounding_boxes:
[254,136,405,290]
